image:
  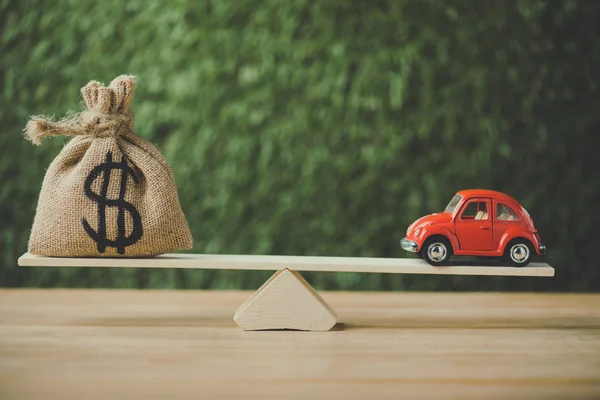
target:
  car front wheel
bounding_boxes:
[504,239,533,267]
[421,237,452,266]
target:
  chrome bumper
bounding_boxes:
[539,243,546,255]
[400,238,419,253]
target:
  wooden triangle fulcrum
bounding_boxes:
[234,268,337,331]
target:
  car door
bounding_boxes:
[454,198,493,251]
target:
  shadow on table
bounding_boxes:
[337,318,600,331]
[68,317,600,331]
[69,316,235,328]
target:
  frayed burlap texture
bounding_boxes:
[24,75,193,257]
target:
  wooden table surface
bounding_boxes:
[1,289,599,399]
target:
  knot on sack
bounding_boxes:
[24,75,137,145]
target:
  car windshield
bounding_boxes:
[444,194,462,213]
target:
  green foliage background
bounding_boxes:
[1,0,599,292]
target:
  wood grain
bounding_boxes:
[17,252,555,277]
[1,289,598,399]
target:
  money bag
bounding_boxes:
[24,75,193,257]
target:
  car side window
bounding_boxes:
[461,201,488,220]
[496,203,520,221]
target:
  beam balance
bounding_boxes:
[18,252,555,332]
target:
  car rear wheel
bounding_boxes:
[421,236,452,266]
[504,239,533,267]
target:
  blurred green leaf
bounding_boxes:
[0,0,599,292]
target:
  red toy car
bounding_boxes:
[400,189,546,267]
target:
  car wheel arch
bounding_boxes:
[421,233,455,255]
[499,231,535,253]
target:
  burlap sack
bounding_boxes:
[24,75,193,257]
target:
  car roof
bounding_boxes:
[455,189,522,207]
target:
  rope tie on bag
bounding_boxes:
[24,75,136,145]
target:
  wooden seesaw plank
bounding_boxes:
[18,252,555,277]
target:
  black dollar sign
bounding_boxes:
[82,151,143,255]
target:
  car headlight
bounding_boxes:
[414,228,421,237]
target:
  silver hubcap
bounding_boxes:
[510,244,530,263]
[427,242,447,262]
